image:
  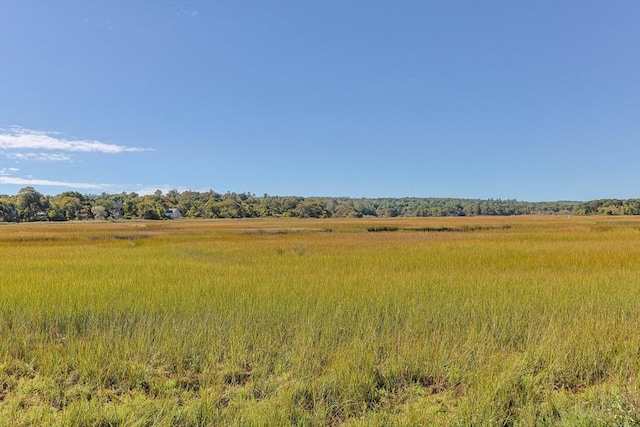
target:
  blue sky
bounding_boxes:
[1,0,638,201]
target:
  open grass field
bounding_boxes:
[1,216,639,426]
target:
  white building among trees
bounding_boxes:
[164,208,182,219]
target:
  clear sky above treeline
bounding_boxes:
[1,0,638,201]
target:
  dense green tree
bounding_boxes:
[0,198,19,222]
[106,194,125,219]
[16,187,48,221]
[47,195,82,221]
[623,200,640,215]
[136,195,165,220]
[4,187,639,222]
[91,205,108,220]
[295,199,327,218]
[165,189,180,205]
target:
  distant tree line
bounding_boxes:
[0,187,638,222]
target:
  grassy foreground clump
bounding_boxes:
[1,216,639,426]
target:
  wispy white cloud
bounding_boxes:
[82,19,115,31]
[3,152,72,162]
[0,167,20,176]
[133,185,192,196]
[0,157,185,194]
[0,175,111,190]
[0,126,153,154]
[179,9,200,18]
[0,168,186,195]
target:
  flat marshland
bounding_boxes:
[1,216,639,426]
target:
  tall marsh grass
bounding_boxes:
[0,216,639,425]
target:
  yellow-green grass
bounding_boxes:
[0,216,639,426]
